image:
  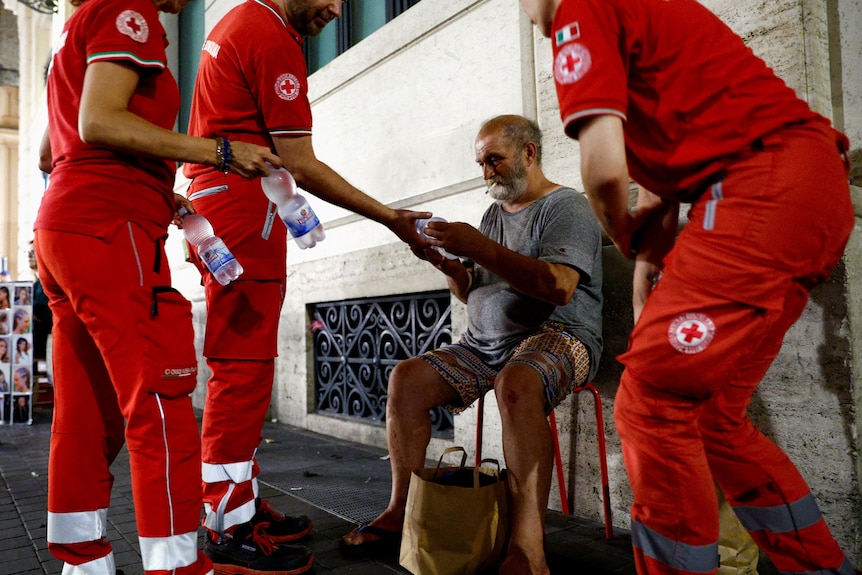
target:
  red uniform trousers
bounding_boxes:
[197,278,284,535]
[187,174,287,536]
[35,225,212,575]
[615,122,856,575]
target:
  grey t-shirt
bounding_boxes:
[461,186,603,381]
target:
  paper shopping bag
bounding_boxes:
[717,484,759,575]
[399,446,509,575]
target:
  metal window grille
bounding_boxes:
[311,290,454,435]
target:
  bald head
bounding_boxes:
[477,115,544,166]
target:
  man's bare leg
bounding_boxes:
[342,357,458,544]
[495,364,554,575]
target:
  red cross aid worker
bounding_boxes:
[34,0,278,572]
[182,1,428,573]
[520,1,857,574]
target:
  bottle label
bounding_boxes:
[283,201,321,238]
[201,240,236,273]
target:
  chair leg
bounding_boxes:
[475,388,611,538]
[577,383,614,539]
[475,394,485,467]
[548,410,569,514]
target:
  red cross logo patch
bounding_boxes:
[116,10,149,43]
[275,73,301,101]
[554,43,591,85]
[667,313,715,354]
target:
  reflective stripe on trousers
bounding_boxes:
[632,520,719,573]
[60,553,115,575]
[48,509,108,544]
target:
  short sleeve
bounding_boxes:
[251,42,313,137]
[538,190,602,284]
[85,0,167,70]
[552,0,628,138]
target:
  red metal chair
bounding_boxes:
[474,382,613,539]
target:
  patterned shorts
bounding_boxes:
[420,322,591,415]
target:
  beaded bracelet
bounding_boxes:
[215,136,233,174]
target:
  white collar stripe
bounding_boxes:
[250,0,286,28]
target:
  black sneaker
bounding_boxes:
[251,498,313,543]
[205,522,314,575]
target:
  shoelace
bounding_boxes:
[250,521,278,556]
[259,499,285,521]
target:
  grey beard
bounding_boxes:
[487,179,528,202]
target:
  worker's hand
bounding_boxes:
[632,259,663,324]
[228,141,282,179]
[628,201,675,258]
[390,209,433,250]
[171,194,195,228]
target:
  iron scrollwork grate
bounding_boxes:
[311,291,454,435]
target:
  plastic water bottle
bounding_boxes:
[180,208,243,285]
[415,217,458,260]
[261,167,326,249]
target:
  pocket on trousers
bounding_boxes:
[139,286,198,398]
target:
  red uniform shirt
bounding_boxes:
[36,0,179,240]
[551,0,833,196]
[183,0,313,180]
[182,0,313,281]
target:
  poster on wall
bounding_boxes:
[1,282,33,425]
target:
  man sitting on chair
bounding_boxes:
[340,114,604,575]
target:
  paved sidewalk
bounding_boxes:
[1,406,638,575]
